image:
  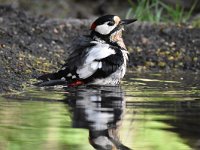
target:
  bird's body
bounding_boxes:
[37,15,136,87]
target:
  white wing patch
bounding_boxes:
[85,42,115,63]
[76,42,115,79]
[98,61,102,68]
[76,61,100,79]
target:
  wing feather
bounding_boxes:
[76,42,116,79]
[83,49,124,82]
[85,41,116,63]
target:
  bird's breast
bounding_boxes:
[90,51,128,86]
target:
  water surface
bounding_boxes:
[0,71,200,150]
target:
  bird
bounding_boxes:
[37,15,136,87]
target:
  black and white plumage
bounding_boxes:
[37,15,136,87]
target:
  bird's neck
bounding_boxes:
[109,30,126,50]
[90,30,127,50]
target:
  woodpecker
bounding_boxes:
[37,15,136,87]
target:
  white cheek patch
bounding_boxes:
[95,22,117,35]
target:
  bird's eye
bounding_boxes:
[107,21,115,26]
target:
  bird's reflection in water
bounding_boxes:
[63,86,131,150]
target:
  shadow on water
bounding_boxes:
[0,71,200,150]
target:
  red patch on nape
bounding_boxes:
[90,22,96,30]
[68,80,84,87]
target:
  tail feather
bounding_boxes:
[36,68,83,87]
[36,69,69,86]
[37,68,70,81]
[34,79,67,87]
[37,72,60,81]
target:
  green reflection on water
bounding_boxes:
[120,108,191,150]
[0,96,93,150]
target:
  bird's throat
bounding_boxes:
[91,30,126,49]
[110,30,126,49]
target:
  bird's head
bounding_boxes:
[90,15,136,36]
[90,15,136,48]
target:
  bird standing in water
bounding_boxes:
[37,15,136,87]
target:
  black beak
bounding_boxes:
[120,19,137,25]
